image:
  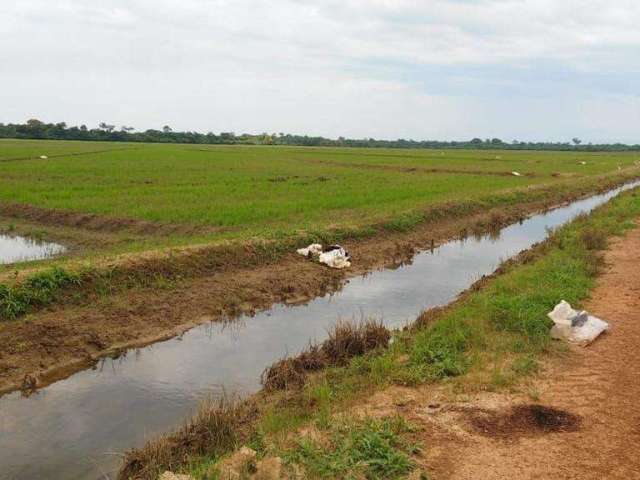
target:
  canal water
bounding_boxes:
[0,181,638,480]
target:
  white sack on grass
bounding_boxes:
[548,300,609,344]
[319,245,351,269]
[296,243,351,269]
[512,171,522,176]
[296,243,323,257]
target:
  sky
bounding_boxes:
[2,0,639,143]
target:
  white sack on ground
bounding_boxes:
[319,245,351,269]
[547,300,609,344]
[296,243,323,257]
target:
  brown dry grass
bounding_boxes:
[118,396,257,480]
[261,320,390,391]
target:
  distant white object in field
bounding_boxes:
[39,155,48,159]
[548,300,609,344]
[495,155,502,160]
[511,171,522,176]
[579,161,587,165]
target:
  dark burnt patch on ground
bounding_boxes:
[467,404,582,439]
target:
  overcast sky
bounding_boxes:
[2,0,639,142]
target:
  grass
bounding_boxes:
[119,188,640,480]
[0,267,81,319]
[119,396,255,480]
[261,320,390,391]
[2,139,639,253]
[282,416,415,479]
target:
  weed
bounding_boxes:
[409,318,474,379]
[0,267,81,320]
[512,354,539,376]
[284,416,414,479]
[580,226,607,250]
[383,213,424,232]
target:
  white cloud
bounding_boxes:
[1,0,639,142]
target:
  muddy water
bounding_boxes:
[1,182,638,480]
[0,234,66,264]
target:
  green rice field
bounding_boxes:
[1,139,639,254]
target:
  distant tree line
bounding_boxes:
[1,119,638,151]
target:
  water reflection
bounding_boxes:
[0,234,66,264]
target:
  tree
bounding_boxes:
[162,125,172,133]
[572,137,582,146]
[98,122,115,133]
[26,118,44,128]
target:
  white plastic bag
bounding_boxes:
[318,246,351,269]
[547,300,609,344]
[296,243,323,257]
[547,300,577,327]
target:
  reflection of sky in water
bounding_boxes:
[0,181,638,480]
[0,234,66,264]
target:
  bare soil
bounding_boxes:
[354,222,640,480]
[0,202,226,237]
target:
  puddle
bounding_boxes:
[0,234,66,265]
[0,181,638,479]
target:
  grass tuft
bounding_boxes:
[0,267,81,320]
[262,320,391,391]
[284,416,415,479]
[119,396,256,480]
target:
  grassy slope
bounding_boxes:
[135,189,640,480]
